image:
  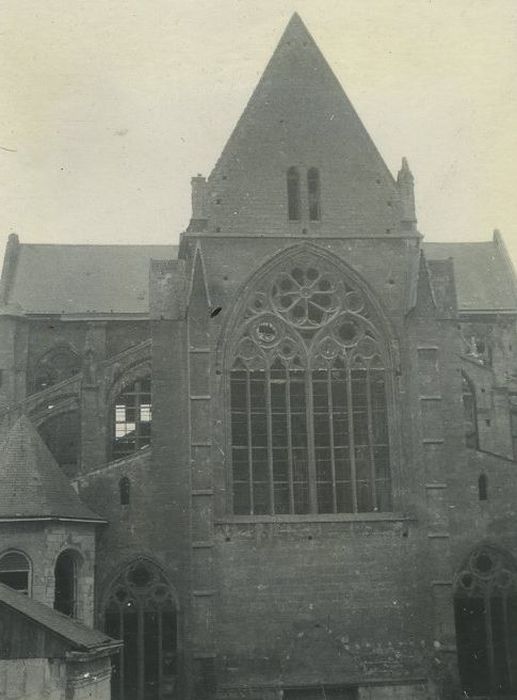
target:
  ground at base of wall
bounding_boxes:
[215,681,432,700]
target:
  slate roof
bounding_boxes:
[424,238,517,313]
[0,582,120,652]
[3,241,177,315]
[0,416,104,521]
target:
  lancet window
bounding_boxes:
[229,255,392,515]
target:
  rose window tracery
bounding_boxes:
[229,254,391,517]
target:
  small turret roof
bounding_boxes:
[0,416,103,522]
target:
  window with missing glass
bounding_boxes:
[229,254,392,516]
[113,378,152,459]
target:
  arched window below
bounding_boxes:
[307,167,321,221]
[104,560,177,700]
[455,547,517,696]
[287,167,301,221]
[119,477,130,506]
[38,410,81,477]
[0,551,31,595]
[113,378,152,459]
[54,550,77,617]
[462,372,478,449]
[478,473,488,501]
[31,346,81,394]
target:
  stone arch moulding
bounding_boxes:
[107,359,152,405]
[219,242,402,516]
[30,342,82,394]
[97,552,181,617]
[218,243,397,362]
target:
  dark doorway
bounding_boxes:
[104,559,177,700]
[54,550,77,617]
[455,547,517,696]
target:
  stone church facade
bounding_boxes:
[1,13,517,700]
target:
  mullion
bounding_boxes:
[285,367,295,514]
[326,366,338,513]
[366,369,377,510]
[265,366,275,515]
[346,367,358,513]
[246,370,254,514]
[305,364,318,513]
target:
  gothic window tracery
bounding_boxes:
[31,345,81,394]
[104,560,177,700]
[229,255,391,515]
[454,547,517,696]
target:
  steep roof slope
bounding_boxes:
[2,239,177,315]
[0,416,103,521]
[206,14,407,237]
[0,582,120,652]
[424,237,517,313]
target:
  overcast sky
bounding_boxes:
[1,0,516,263]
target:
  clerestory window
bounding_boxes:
[112,378,152,459]
[31,345,81,394]
[229,256,392,515]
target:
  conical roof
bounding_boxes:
[206,14,408,238]
[0,416,103,521]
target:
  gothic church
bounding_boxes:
[1,13,517,700]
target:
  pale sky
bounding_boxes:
[1,0,517,262]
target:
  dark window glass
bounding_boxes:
[0,551,30,594]
[478,473,488,501]
[287,167,301,221]
[307,167,321,221]
[120,477,131,505]
[54,551,76,617]
[113,379,152,459]
[104,560,177,700]
[455,547,517,696]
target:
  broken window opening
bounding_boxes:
[112,378,152,459]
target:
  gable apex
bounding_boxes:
[202,15,412,239]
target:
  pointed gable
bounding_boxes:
[206,14,408,238]
[0,416,103,521]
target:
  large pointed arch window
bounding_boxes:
[454,547,517,696]
[104,560,177,700]
[229,255,391,515]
